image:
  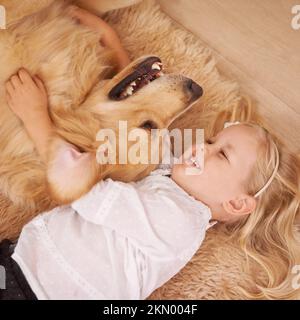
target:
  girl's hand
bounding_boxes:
[67,5,131,71]
[5,68,50,125]
[67,5,118,47]
[5,69,54,162]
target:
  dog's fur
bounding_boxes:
[0,0,199,239]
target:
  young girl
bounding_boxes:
[2,8,300,300]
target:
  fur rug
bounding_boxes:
[2,0,270,299]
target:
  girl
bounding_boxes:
[2,7,300,300]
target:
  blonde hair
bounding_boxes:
[211,97,300,299]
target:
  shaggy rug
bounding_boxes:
[3,0,272,299]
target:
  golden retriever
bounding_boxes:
[0,1,203,239]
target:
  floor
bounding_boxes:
[158,0,300,152]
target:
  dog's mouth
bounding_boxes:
[108,56,164,101]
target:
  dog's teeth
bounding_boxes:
[126,86,134,95]
[152,62,161,71]
[130,81,136,87]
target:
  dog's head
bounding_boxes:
[94,55,203,125]
[48,56,203,203]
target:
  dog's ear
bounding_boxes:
[46,136,100,204]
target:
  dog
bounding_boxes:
[0,1,203,240]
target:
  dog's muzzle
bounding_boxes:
[108,56,164,101]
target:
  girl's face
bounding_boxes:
[171,124,261,221]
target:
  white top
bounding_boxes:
[12,171,211,300]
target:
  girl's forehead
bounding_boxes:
[221,124,258,138]
[220,125,261,151]
[221,126,260,170]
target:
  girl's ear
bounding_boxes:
[222,195,257,217]
[46,137,100,204]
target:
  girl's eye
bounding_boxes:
[207,138,213,144]
[219,149,228,160]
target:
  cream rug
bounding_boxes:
[3,0,273,299]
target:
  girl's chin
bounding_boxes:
[173,163,203,176]
[184,166,203,176]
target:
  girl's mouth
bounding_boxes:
[182,144,204,172]
[185,156,202,169]
[108,57,164,101]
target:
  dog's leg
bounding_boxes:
[76,0,143,16]
[46,135,103,204]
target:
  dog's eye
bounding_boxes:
[140,120,158,130]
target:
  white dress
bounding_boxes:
[12,170,212,300]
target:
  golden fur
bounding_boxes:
[1,0,299,300]
[0,0,199,238]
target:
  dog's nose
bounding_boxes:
[185,79,203,101]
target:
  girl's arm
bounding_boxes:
[5,68,53,163]
[5,69,100,204]
[68,5,131,72]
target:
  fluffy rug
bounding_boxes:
[3,0,273,299]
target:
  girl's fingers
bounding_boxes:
[5,91,12,105]
[5,81,15,95]
[33,75,46,93]
[5,94,15,110]
[10,75,22,89]
[18,68,33,84]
